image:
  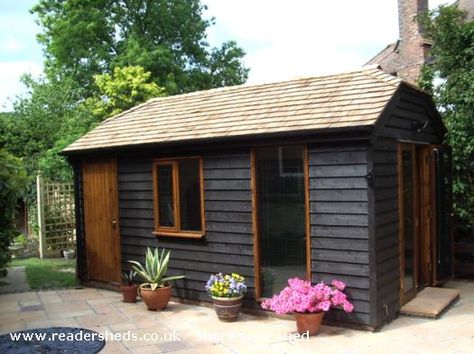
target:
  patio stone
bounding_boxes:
[0,281,473,353]
[76,312,127,328]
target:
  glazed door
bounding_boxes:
[398,144,420,304]
[432,146,453,283]
[254,145,309,298]
[82,157,121,284]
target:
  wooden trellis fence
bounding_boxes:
[37,175,76,258]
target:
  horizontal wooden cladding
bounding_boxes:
[311,189,368,202]
[377,90,441,143]
[308,145,371,322]
[117,150,255,300]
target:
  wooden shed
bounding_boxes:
[63,66,453,330]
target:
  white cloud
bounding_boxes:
[0,61,43,111]
[204,0,456,84]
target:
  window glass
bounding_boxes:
[179,159,202,231]
[157,164,175,227]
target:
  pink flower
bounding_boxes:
[331,280,346,291]
[343,301,354,313]
[260,278,354,315]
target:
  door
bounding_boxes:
[432,146,454,283]
[83,157,121,284]
[398,144,420,304]
[253,145,309,298]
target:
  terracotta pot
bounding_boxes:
[212,296,243,322]
[295,312,324,336]
[121,284,138,303]
[139,285,171,311]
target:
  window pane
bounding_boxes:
[179,159,202,231]
[256,145,306,297]
[157,165,175,227]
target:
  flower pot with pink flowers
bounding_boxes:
[261,277,354,336]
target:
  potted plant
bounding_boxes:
[121,269,138,303]
[205,272,247,322]
[128,247,185,311]
[261,277,354,335]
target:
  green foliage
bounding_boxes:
[0,149,29,276]
[10,257,76,289]
[128,247,185,291]
[0,75,84,177]
[419,5,474,236]
[88,66,164,118]
[31,0,249,95]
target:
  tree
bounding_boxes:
[0,149,29,276]
[0,75,84,177]
[419,4,474,236]
[31,0,249,95]
[2,66,164,182]
[88,66,164,118]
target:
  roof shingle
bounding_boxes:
[63,66,404,153]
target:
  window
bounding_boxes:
[152,157,204,238]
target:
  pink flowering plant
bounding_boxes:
[261,278,354,315]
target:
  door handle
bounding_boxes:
[112,219,117,227]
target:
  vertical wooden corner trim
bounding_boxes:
[413,145,420,289]
[199,158,206,233]
[251,149,261,299]
[304,145,311,281]
[152,162,159,231]
[397,143,405,301]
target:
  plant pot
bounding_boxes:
[139,285,171,311]
[63,249,75,259]
[295,312,324,336]
[121,284,138,303]
[211,295,243,322]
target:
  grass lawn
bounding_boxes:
[10,257,77,289]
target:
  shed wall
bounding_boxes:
[117,151,256,302]
[372,88,443,327]
[308,144,372,326]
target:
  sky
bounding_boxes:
[0,0,453,112]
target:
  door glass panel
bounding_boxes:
[402,150,415,294]
[179,159,202,231]
[157,165,175,227]
[434,147,453,280]
[256,145,306,298]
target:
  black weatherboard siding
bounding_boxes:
[372,86,443,327]
[117,151,255,302]
[308,144,372,326]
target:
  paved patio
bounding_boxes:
[0,280,473,354]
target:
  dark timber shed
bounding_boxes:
[63,66,453,330]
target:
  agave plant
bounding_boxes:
[128,247,185,291]
[122,269,137,286]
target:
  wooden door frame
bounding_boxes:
[398,143,421,305]
[251,144,311,300]
[83,156,121,284]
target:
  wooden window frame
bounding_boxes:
[152,156,205,239]
[251,145,311,300]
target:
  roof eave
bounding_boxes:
[61,125,374,157]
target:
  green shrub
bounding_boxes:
[0,149,29,276]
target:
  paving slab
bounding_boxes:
[0,281,472,353]
[0,267,30,294]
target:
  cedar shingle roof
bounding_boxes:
[63,66,405,153]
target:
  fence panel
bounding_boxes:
[37,176,76,257]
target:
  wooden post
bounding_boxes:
[37,174,46,258]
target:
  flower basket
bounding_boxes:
[206,273,247,322]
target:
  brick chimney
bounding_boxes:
[397,0,430,83]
